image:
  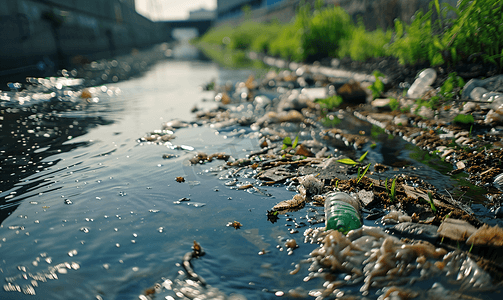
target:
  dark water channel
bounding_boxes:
[0,44,500,299]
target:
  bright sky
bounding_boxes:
[135,0,217,21]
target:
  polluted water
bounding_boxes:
[1,44,503,300]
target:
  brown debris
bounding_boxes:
[437,218,477,242]
[227,221,242,229]
[295,144,314,157]
[466,224,503,247]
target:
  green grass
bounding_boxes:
[390,177,397,202]
[357,163,371,184]
[453,114,475,124]
[368,71,386,99]
[197,0,503,70]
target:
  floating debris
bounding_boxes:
[227,221,242,229]
[302,226,495,298]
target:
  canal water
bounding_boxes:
[1,42,501,299]
[0,43,327,300]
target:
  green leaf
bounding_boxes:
[453,114,474,124]
[292,135,299,149]
[283,136,292,146]
[357,163,371,183]
[390,177,397,202]
[337,158,358,165]
[359,151,368,162]
[427,191,437,213]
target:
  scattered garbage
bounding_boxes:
[324,192,362,233]
[406,68,436,99]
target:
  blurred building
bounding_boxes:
[0,0,168,78]
[189,8,216,20]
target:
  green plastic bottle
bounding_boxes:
[325,192,362,234]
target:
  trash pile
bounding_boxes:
[139,59,503,298]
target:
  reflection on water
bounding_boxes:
[1,45,293,299]
[0,80,118,223]
[171,28,210,61]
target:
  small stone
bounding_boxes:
[357,190,374,207]
[371,98,391,109]
[393,114,409,125]
[390,222,439,243]
[437,218,477,242]
[456,161,466,170]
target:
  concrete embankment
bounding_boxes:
[0,0,167,81]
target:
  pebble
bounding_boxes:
[389,222,439,243]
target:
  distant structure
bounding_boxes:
[0,0,167,79]
[189,8,216,20]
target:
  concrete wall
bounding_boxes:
[0,0,168,77]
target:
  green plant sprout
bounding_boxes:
[390,177,397,202]
[338,150,370,166]
[453,114,474,125]
[368,70,385,99]
[426,191,437,213]
[359,150,368,162]
[292,135,299,148]
[282,135,299,150]
[337,158,359,165]
[389,98,400,111]
[357,163,371,184]
[440,72,465,98]
[315,95,344,112]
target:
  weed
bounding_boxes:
[440,72,465,98]
[302,6,353,61]
[359,151,369,162]
[390,177,397,202]
[357,163,371,184]
[368,71,385,99]
[316,95,343,126]
[388,11,435,65]
[338,23,391,61]
[198,0,503,69]
[282,135,299,151]
[389,98,400,111]
[316,95,343,112]
[321,115,341,127]
[453,114,474,125]
[337,158,359,165]
[426,191,437,213]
